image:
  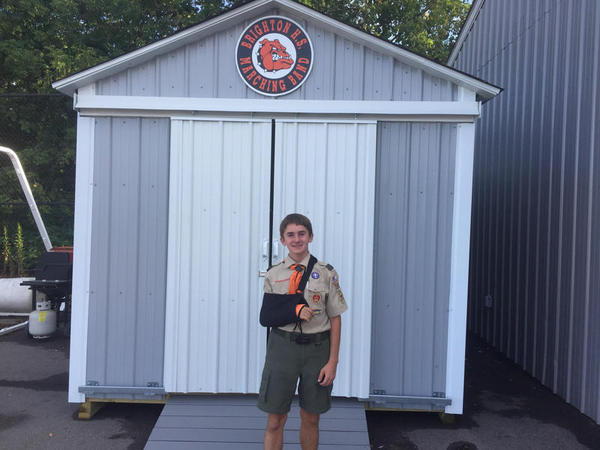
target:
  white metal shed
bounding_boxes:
[53,0,500,415]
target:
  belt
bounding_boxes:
[272,328,330,344]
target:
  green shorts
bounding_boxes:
[257,328,333,415]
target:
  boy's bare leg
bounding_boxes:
[299,408,320,450]
[265,413,287,450]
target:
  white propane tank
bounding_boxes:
[28,299,56,338]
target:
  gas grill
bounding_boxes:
[20,250,72,328]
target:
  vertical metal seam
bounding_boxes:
[402,124,413,392]
[582,0,600,415]
[566,3,585,403]
[103,118,114,385]
[131,118,142,386]
[553,0,573,393]
[215,120,225,389]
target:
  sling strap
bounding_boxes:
[297,255,317,293]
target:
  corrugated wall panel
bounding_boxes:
[95,11,457,101]
[370,122,456,407]
[272,120,376,399]
[164,119,272,394]
[454,0,600,423]
[87,118,170,397]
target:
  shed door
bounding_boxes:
[164,118,376,399]
[273,120,376,399]
[164,119,272,394]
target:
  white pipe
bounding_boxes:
[0,146,52,251]
[0,320,28,336]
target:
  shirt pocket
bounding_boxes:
[305,287,328,316]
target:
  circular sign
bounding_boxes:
[236,16,313,96]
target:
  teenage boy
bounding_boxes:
[258,213,347,450]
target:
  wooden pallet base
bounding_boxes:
[78,396,168,420]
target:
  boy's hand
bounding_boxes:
[298,306,315,322]
[318,361,337,386]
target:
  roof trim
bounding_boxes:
[53,0,500,100]
[447,0,485,66]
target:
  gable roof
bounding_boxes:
[53,0,500,101]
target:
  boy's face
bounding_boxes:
[280,223,313,262]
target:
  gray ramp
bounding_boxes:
[145,394,370,449]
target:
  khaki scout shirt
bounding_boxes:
[264,253,348,334]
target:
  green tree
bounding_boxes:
[301,0,469,63]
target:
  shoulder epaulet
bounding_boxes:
[267,261,284,272]
[316,261,334,271]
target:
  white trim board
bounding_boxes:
[444,122,475,414]
[74,95,482,121]
[52,0,500,101]
[68,115,95,403]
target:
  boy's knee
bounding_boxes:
[266,413,288,432]
[299,408,320,426]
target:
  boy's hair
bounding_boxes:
[279,213,313,237]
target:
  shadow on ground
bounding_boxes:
[366,333,600,450]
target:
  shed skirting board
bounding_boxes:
[73,95,481,121]
[444,122,475,414]
[69,115,95,403]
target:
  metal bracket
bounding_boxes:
[369,393,452,407]
[79,383,166,397]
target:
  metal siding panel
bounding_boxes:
[421,74,453,101]
[582,0,600,420]
[406,124,437,396]
[134,118,170,387]
[371,122,455,403]
[371,123,409,395]
[101,71,129,95]
[87,118,112,385]
[188,38,217,97]
[86,117,170,397]
[217,23,249,98]
[455,0,600,424]
[333,38,364,100]
[392,62,413,101]
[129,60,157,96]
[363,48,394,100]
[105,118,141,387]
[300,22,336,100]
[522,0,538,373]
[158,48,186,97]
[529,0,549,378]
[164,119,271,394]
[272,120,375,398]
[433,124,455,393]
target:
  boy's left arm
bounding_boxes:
[318,315,341,386]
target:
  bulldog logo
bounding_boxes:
[257,38,294,72]
[236,16,313,96]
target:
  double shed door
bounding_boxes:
[164,117,376,399]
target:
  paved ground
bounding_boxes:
[1,317,599,450]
